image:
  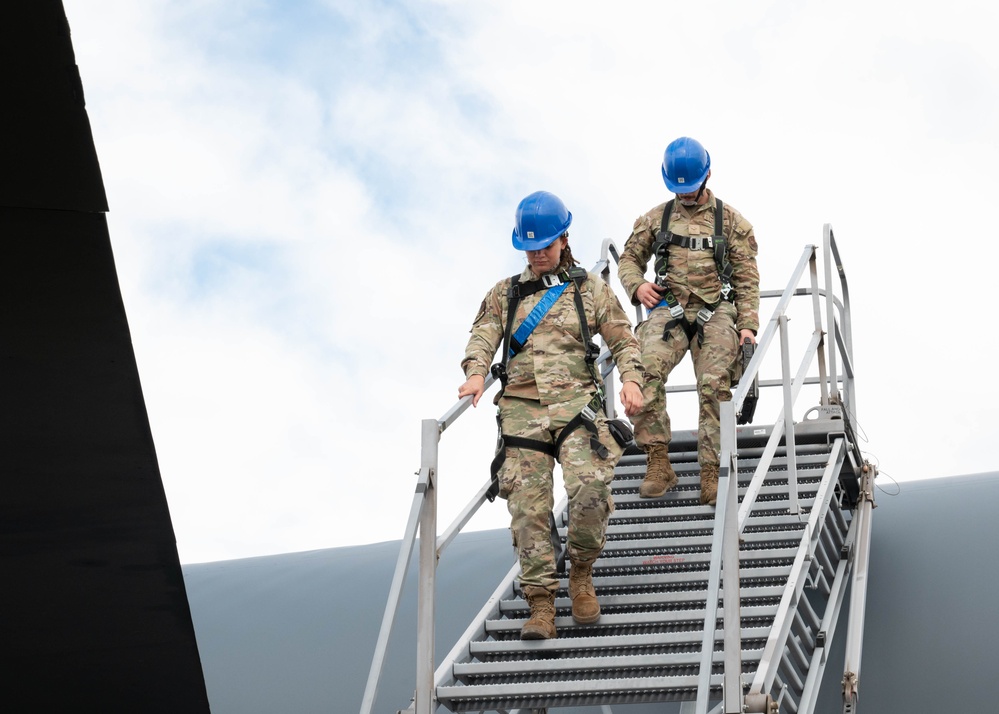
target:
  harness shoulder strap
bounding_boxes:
[652,199,675,255]
[498,274,521,374]
[493,269,582,386]
[712,198,734,284]
[509,281,569,357]
[567,270,605,399]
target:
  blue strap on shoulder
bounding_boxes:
[509,281,569,357]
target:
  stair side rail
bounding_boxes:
[736,224,855,532]
[694,242,818,713]
[700,224,863,714]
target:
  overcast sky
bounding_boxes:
[62,0,998,564]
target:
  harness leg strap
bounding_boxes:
[553,406,610,461]
[488,433,558,502]
[662,317,697,344]
[549,511,566,575]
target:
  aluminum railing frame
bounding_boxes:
[703,224,868,714]
[365,225,869,714]
[747,439,847,700]
[694,242,820,713]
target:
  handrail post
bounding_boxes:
[415,419,440,714]
[808,249,830,408]
[778,314,800,514]
[360,419,439,714]
[822,225,840,405]
[825,225,856,414]
[720,401,743,714]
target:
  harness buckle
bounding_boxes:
[720,282,733,301]
[541,273,563,288]
[696,306,714,326]
[668,303,684,319]
[690,236,714,250]
[581,404,597,422]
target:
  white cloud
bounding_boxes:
[64,0,999,562]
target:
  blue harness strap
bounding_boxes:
[509,281,569,356]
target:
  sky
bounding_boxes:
[61,0,999,564]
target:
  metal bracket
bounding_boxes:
[745,692,778,713]
[859,461,878,505]
[842,671,859,714]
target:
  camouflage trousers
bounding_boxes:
[496,394,624,593]
[630,298,739,468]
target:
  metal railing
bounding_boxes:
[362,225,864,714]
[693,224,862,713]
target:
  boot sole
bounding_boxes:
[521,627,556,640]
[639,478,678,499]
[572,610,601,624]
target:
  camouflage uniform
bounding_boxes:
[463,265,643,592]
[618,189,760,468]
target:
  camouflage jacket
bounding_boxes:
[618,189,761,333]
[462,266,643,406]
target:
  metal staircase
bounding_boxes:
[362,225,875,714]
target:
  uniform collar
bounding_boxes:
[523,265,566,282]
[675,187,715,216]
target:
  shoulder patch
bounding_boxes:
[472,299,487,326]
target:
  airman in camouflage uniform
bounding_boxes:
[618,137,759,506]
[459,191,643,639]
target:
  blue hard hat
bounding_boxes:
[661,137,711,194]
[512,191,573,251]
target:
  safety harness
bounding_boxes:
[484,267,635,574]
[484,266,611,574]
[487,266,609,499]
[651,198,735,346]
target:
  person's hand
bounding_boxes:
[619,381,644,417]
[458,374,485,407]
[740,329,756,345]
[635,282,665,310]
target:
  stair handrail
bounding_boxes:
[693,242,819,713]
[698,224,856,713]
[366,225,859,714]
[361,238,628,714]
[734,226,854,533]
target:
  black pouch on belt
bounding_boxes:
[606,418,635,448]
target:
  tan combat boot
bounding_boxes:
[568,562,601,624]
[700,464,719,506]
[639,443,678,498]
[520,586,557,640]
